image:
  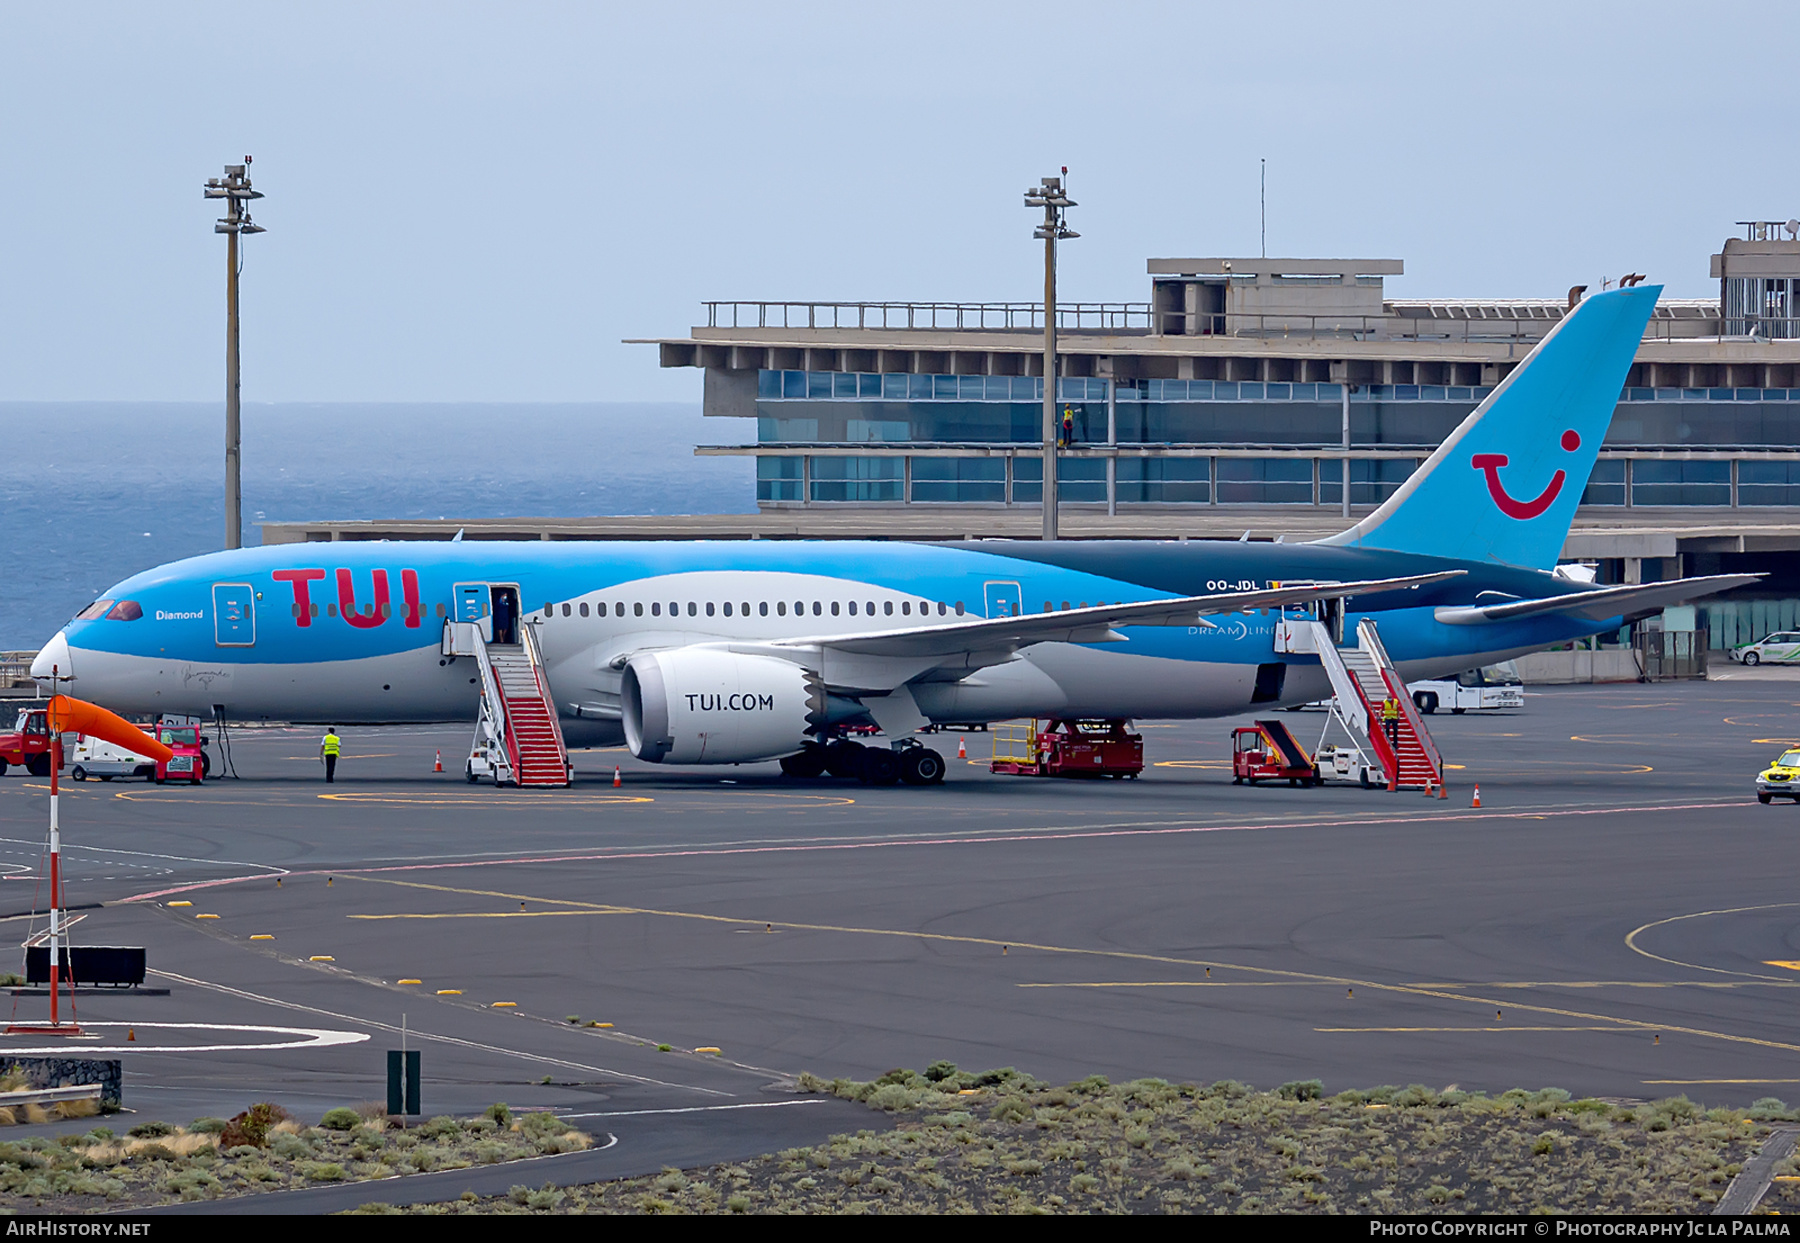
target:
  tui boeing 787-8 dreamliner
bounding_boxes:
[30,285,1753,780]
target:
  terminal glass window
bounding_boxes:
[911,457,1004,504]
[757,457,804,502]
[810,456,902,502]
[1216,458,1313,504]
[1632,460,1730,507]
[1739,461,1800,506]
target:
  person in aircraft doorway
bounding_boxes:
[492,588,518,645]
[320,728,341,783]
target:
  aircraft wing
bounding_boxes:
[773,570,1463,661]
[1431,574,1760,626]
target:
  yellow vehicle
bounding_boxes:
[1756,750,1800,804]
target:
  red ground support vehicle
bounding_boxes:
[1232,719,1321,787]
[990,719,1144,779]
[0,709,55,777]
[148,719,206,785]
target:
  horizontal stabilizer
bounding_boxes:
[1432,574,1761,626]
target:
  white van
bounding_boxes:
[1408,661,1526,715]
[68,735,156,782]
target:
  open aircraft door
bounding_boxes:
[452,582,493,642]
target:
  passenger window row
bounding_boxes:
[541,599,967,620]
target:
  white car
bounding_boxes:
[1732,632,1800,666]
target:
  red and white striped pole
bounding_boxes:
[47,718,60,1029]
[9,667,81,1034]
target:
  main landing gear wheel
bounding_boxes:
[900,747,946,786]
[823,739,865,779]
[858,748,901,786]
[779,744,828,779]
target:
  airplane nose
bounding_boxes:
[30,632,72,688]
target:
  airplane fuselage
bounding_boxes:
[39,539,1610,746]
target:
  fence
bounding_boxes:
[1635,630,1708,680]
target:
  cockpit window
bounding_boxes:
[75,600,114,621]
[106,600,143,621]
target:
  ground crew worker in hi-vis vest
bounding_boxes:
[320,728,341,783]
[1381,696,1400,751]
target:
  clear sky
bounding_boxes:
[2,2,1793,403]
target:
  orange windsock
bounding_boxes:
[45,695,173,763]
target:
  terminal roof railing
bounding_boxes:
[703,299,1760,342]
[704,301,1152,333]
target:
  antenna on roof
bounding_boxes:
[1787,219,1799,240]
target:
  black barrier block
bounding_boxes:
[23,947,146,988]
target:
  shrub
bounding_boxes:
[518,1111,570,1137]
[127,1121,177,1139]
[484,1103,512,1128]
[187,1117,227,1134]
[923,1060,959,1083]
[867,1084,920,1112]
[319,1108,361,1131]
[219,1103,289,1149]
[1277,1079,1324,1101]
[1752,1098,1796,1121]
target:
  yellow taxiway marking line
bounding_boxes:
[1645,1079,1800,1086]
[1754,739,1800,746]
[1316,1026,1634,1034]
[1768,962,1800,972]
[330,872,1800,1059]
[282,754,401,760]
[1019,981,1312,988]
[319,792,656,806]
[348,911,615,921]
[1406,981,1800,990]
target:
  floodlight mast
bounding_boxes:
[203,161,266,551]
[1025,174,1077,541]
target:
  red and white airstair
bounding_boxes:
[444,620,571,787]
[1281,616,1445,793]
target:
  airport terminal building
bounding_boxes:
[270,222,1800,655]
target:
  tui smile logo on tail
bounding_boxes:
[1471,429,1581,520]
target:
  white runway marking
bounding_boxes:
[560,1099,831,1119]
[149,968,729,1094]
[0,1021,369,1055]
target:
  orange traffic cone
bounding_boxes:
[1437,782,1448,800]
[1471,785,1481,809]
[957,737,967,759]
[613,766,622,788]
[434,749,443,773]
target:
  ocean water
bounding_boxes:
[0,402,752,650]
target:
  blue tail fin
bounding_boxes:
[1319,285,1658,569]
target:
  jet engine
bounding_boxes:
[622,649,826,764]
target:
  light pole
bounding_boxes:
[204,160,266,551]
[1025,172,1077,541]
